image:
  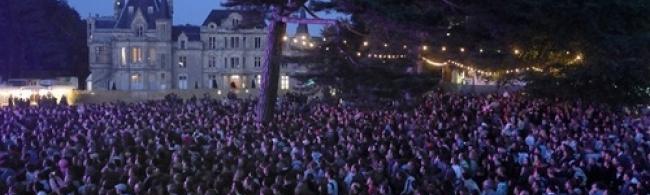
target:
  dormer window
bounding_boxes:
[128,6,134,14]
[147,6,154,14]
[180,40,186,49]
[136,26,144,37]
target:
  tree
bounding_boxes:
[0,0,88,84]
[315,0,650,104]
[223,0,309,123]
[461,0,650,104]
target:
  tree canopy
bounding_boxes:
[310,0,650,104]
[0,0,88,81]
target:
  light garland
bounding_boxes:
[421,56,545,77]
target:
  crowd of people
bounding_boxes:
[0,92,648,194]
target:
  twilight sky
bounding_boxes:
[67,0,343,36]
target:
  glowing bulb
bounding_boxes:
[576,55,583,60]
[292,38,298,43]
[446,32,451,37]
[403,45,407,49]
[384,43,388,47]
[460,47,465,52]
[282,36,288,41]
[479,49,484,53]
[356,52,361,57]
[343,40,347,44]
[301,35,306,40]
[422,45,428,51]
[363,41,368,46]
[441,46,446,51]
[309,43,314,47]
[514,49,520,54]
[322,37,327,42]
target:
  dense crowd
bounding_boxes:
[0,92,648,195]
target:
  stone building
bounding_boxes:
[87,0,317,92]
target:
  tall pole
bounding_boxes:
[256,9,287,123]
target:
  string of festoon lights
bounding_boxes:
[421,57,545,77]
[282,35,580,75]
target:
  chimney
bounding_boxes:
[168,0,174,16]
[114,0,124,18]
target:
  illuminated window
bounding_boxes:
[120,47,127,66]
[178,56,187,68]
[256,75,261,85]
[281,75,289,90]
[131,73,144,90]
[131,47,143,63]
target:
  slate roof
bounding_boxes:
[114,0,171,29]
[202,10,266,29]
[172,25,201,41]
[95,19,116,29]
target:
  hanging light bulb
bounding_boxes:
[479,49,484,53]
[441,46,446,52]
[384,43,388,47]
[356,52,361,57]
[422,45,428,51]
[363,41,368,46]
[514,49,520,55]
[460,47,465,52]
[282,36,288,41]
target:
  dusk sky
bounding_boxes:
[67,0,343,36]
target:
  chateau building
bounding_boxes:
[87,0,316,92]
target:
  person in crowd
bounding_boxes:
[0,92,648,194]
